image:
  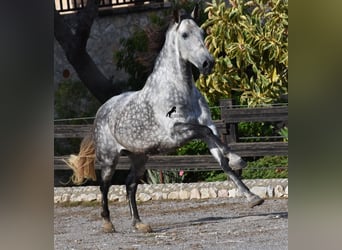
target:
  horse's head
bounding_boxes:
[173,6,214,75]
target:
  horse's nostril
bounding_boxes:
[203,60,209,69]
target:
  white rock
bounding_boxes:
[168,191,179,200]
[138,193,152,202]
[266,186,274,198]
[161,193,168,200]
[228,188,243,198]
[54,196,61,203]
[85,193,97,202]
[218,189,228,198]
[274,185,285,198]
[208,187,218,198]
[200,188,210,199]
[179,190,190,200]
[109,194,120,202]
[151,192,164,200]
[250,186,268,199]
[190,188,201,199]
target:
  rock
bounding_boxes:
[274,185,285,198]
[179,190,190,200]
[209,187,218,198]
[54,195,61,203]
[151,192,164,201]
[228,188,243,198]
[138,193,152,202]
[190,188,201,199]
[168,191,179,200]
[218,189,228,198]
[85,193,97,202]
[267,186,274,198]
[200,188,210,199]
[250,186,268,199]
[162,193,168,200]
[284,186,288,198]
[109,194,120,202]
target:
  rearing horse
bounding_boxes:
[66,6,264,233]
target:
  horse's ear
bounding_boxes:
[191,3,200,21]
[173,9,180,23]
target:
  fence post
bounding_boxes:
[220,99,238,144]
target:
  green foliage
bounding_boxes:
[175,140,209,155]
[242,155,288,179]
[199,155,288,182]
[115,30,149,91]
[238,121,275,141]
[54,79,100,121]
[197,0,288,106]
[278,126,288,141]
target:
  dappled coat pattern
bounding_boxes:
[66,6,264,234]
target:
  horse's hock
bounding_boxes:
[54,178,288,204]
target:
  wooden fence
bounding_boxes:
[54,99,288,181]
[55,0,165,13]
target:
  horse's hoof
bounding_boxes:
[248,195,264,208]
[228,153,247,170]
[103,221,115,233]
[135,222,153,233]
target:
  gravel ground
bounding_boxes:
[54,198,288,250]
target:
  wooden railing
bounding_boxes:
[54,99,288,175]
[55,0,165,13]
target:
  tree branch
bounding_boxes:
[54,0,122,103]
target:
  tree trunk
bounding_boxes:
[54,0,121,103]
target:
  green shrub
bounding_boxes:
[54,79,100,121]
[242,155,288,179]
[197,0,288,106]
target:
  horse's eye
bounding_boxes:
[182,32,188,39]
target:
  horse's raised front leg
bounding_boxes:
[125,153,152,233]
[173,123,246,170]
[172,122,264,207]
[99,157,118,233]
[208,146,264,207]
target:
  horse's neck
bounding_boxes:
[142,28,194,95]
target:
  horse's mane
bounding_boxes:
[135,10,194,75]
[135,19,171,75]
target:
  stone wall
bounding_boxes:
[54,6,170,89]
[54,179,288,203]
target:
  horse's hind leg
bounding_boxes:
[125,153,152,233]
[99,156,119,233]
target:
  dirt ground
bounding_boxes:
[54,198,288,250]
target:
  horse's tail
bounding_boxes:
[64,134,97,185]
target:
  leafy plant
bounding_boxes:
[54,79,100,121]
[278,126,288,142]
[146,169,185,184]
[197,0,288,106]
[115,29,150,91]
[242,155,288,179]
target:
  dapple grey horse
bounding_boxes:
[67,6,264,233]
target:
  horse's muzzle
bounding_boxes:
[201,57,215,75]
